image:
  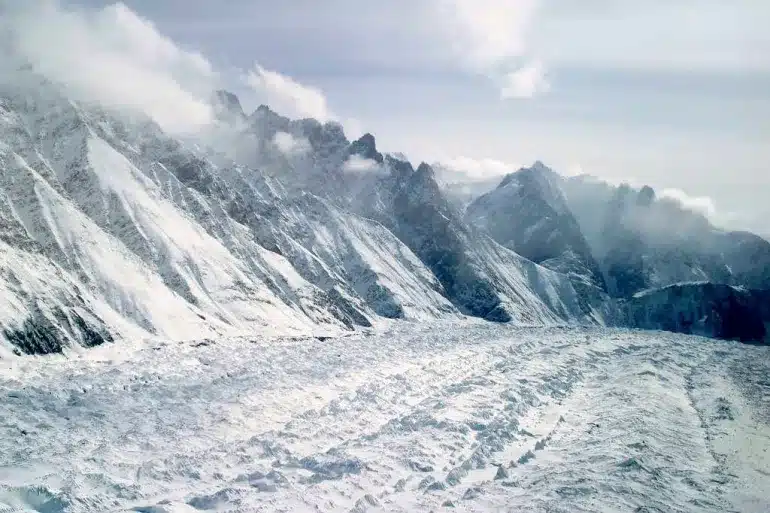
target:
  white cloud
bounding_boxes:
[342,117,364,140]
[500,61,550,99]
[435,156,518,183]
[246,64,333,122]
[439,0,539,69]
[565,163,584,176]
[436,0,548,99]
[343,155,380,173]
[272,131,310,156]
[2,0,216,133]
[660,188,717,218]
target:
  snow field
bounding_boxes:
[1,323,768,512]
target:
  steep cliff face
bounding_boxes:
[624,283,768,343]
[466,163,606,289]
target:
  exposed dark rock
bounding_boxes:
[348,133,383,164]
[4,315,64,355]
[625,283,767,343]
[326,287,372,329]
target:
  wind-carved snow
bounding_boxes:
[0,324,767,512]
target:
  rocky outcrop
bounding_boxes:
[348,133,383,164]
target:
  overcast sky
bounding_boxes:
[18,1,770,236]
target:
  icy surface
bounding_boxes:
[1,324,768,512]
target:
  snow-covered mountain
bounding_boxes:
[0,69,605,356]
[0,66,767,355]
[561,174,770,295]
[459,163,769,343]
[466,162,606,289]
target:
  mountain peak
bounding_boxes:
[358,132,376,146]
[349,133,383,164]
[211,89,245,120]
[496,161,557,190]
[248,104,291,136]
[637,185,656,206]
[415,162,435,178]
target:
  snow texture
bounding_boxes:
[1,323,768,512]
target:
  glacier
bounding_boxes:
[1,323,769,512]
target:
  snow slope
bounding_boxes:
[0,72,350,354]
[1,323,767,512]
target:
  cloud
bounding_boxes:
[565,163,584,177]
[343,155,381,173]
[500,61,550,99]
[1,0,216,133]
[342,117,364,140]
[660,188,717,218]
[439,0,539,69]
[436,0,548,99]
[435,156,518,183]
[246,64,333,121]
[432,156,518,204]
[272,131,311,156]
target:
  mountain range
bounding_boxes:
[0,66,768,356]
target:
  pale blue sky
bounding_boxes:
[64,1,769,236]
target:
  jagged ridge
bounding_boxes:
[0,72,767,354]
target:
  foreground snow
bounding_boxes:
[1,323,768,512]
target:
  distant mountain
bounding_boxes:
[466,162,606,289]
[454,163,769,342]
[0,70,767,355]
[561,174,770,295]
